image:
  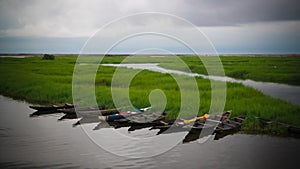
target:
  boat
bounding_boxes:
[256,116,300,135]
[183,115,245,143]
[93,122,112,130]
[152,110,232,131]
[57,105,125,114]
[98,107,151,121]
[57,106,105,114]
[152,112,246,140]
[29,103,74,111]
[91,110,167,130]
[58,113,78,121]
[214,115,246,133]
[73,115,100,127]
[72,107,153,127]
[118,114,166,131]
[29,110,63,117]
[288,126,300,134]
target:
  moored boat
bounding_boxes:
[288,126,300,134]
[151,111,246,137]
[214,115,246,133]
[57,105,112,114]
[98,107,151,121]
[256,116,300,135]
[29,103,74,111]
[152,110,232,131]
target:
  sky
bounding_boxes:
[0,0,299,54]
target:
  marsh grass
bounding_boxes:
[179,56,300,85]
[0,56,300,135]
[114,55,300,85]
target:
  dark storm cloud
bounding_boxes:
[176,0,300,26]
[0,0,299,32]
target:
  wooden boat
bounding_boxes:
[93,113,166,131]
[120,115,166,131]
[73,115,100,127]
[57,106,109,114]
[214,115,246,133]
[30,110,63,117]
[58,113,78,121]
[73,107,153,126]
[152,111,246,138]
[256,116,300,135]
[152,111,232,131]
[98,107,151,121]
[182,128,211,144]
[128,123,157,131]
[29,103,74,111]
[183,115,246,143]
[93,123,109,130]
[288,126,300,134]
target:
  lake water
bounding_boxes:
[0,55,33,58]
[102,63,300,106]
[0,95,299,169]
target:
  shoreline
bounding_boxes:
[2,93,299,138]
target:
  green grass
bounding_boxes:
[179,56,300,85]
[0,55,300,136]
[105,55,300,85]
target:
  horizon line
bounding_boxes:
[1,53,300,57]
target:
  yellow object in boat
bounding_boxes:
[183,114,209,124]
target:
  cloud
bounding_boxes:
[177,0,300,26]
[0,0,121,37]
[0,0,299,38]
[201,21,300,53]
[0,0,299,54]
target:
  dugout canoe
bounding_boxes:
[29,103,74,111]
[98,107,151,121]
[58,107,118,116]
[152,110,232,131]
[256,117,300,135]
[214,115,246,133]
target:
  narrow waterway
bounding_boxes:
[0,95,299,169]
[102,63,300,106]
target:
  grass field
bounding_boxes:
[121,56,300,85]
[0,55,299,135]
[182,56,300,85]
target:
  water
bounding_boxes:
[0,95,299,169]
[0,55,33,58]
[102,63,300,106]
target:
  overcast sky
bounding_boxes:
[0,0,299,54]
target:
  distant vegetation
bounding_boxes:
[0,55,299,136]
[42,54,55,60]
